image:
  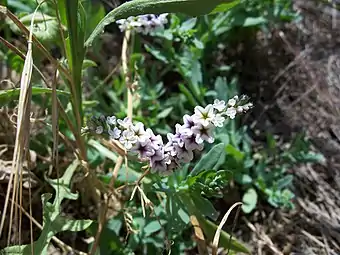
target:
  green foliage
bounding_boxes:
[218,128,325,213]
[0,87,69,106]
[190,143,226,176]
[85,0,240,47]
[6,12,59,43]
[2,160,93,254]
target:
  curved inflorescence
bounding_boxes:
[116,14,169,35]
[85,96,253,175]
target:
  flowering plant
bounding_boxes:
[84,96,253,175]
[116,14,169,35]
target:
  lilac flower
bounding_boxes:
[117,117,133,130]
[108,127,121,140]
[149,147,171,174]
[182,114,195,135]
[145,128,163,150]
[85,95,252,175]
[106,116,117,125]
[150,157,170,175]
[192,104,215,126]
[192,123,215,144]
[164,139,177,157]
[131,140,155,160]
[174,144,194,163]
[116,13,168,35]
[183,134,204,151]
[119,130,137,150]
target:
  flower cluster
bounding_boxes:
[85,96,253,175]
[116,14,168,35]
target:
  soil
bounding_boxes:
[232,0,340,254]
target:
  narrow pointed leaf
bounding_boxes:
[85,0,239,47]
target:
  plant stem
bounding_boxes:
[89,29,132,255]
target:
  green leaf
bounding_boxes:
[53,216,93,233]
[58,0,86,123]
[180,194,250,253]
[235,173,252,185]
[85,0,240,47]
[178,83,198,107]
[225,144,244,161]
[243,17,267,27]
[3,160,93,254]
[157,107,173,119]
[276,175,293,190]
[190,143,225,176]
[190,192,219,220]
[166,194,190,234]
[143,220,167,236]
[199,217,250,253]
[210,0,240,13]
[6,12,59,43]
[144,44,169,64]
[0,87,70,106]
[242,188,257,214]
[82,59,97,69]
[179,17,197,32]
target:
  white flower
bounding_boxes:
[106,116,117,125]
[96,126,103,134]
[243,102,253,111]
[146,128,163,150]
[119,130,138,150]
[212,113,225,127]
[237,106,244,113]
[225,107,237,119]
[108,127,121,139]
[116,19,129,32]
[228,98,237,107]
[131,122,148,142]
[192,123,215,144]
[192,104,215,126]
[213,99,226,112]
[117,117,132,130]
[116,13,168,35]
[158,13,168,24]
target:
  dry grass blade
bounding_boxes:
[212,202,242,255]
[0,4,71,82]
[190,215,209,255]
[0,5,41,250]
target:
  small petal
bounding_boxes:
[227,98,237,107]
[96,126,103,134]
[109,127,121,139]
[225,107,237,119]
[213,99,226,112]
